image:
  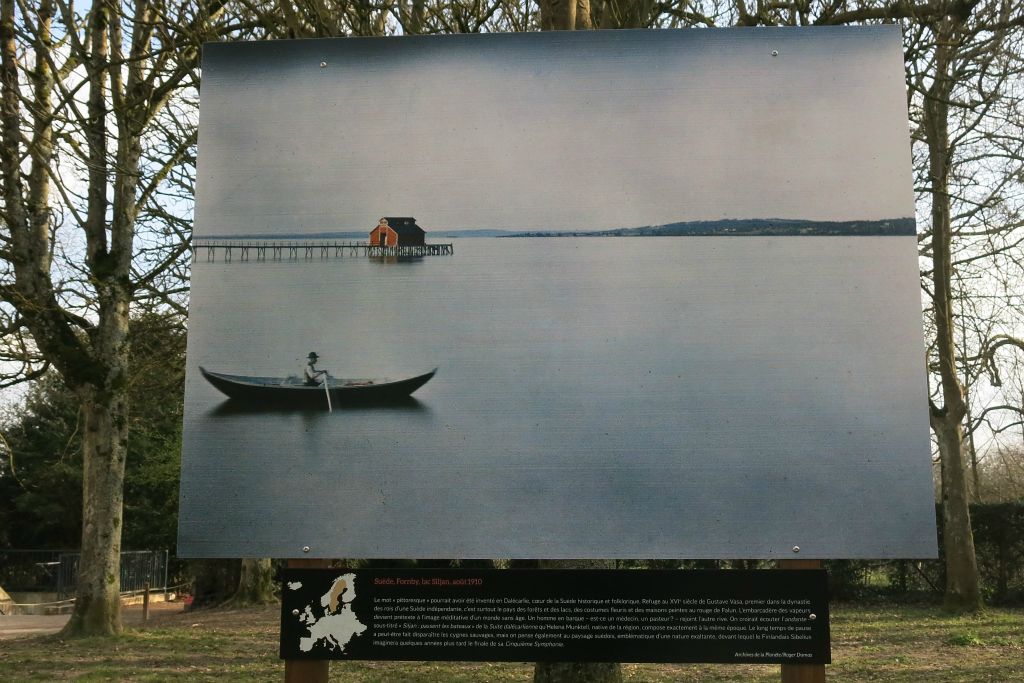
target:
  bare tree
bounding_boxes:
[920,16,984,611]
[909,2,1024,612]
[0,0,228,636]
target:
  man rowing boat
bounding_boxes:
[303,352,328,386]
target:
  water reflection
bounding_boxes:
[368,255,425,265]
[208,396,429,417]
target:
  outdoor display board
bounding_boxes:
[279,568,830,664]
[179,27,937,560]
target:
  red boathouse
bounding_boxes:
[369,217,426,247]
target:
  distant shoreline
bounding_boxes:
[197,217,916,241]
[506,217,916,237]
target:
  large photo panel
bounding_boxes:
[179,28,937,559]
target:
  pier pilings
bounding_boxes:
[194,241,454,262]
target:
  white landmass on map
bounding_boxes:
[296,572,366,653]
[287,581,303,590]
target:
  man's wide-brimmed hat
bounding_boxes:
[307,352,319,360]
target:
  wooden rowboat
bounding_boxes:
[200,367,436,405]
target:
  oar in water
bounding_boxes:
[323,373,333,413]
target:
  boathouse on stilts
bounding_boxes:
[369,217,426,247]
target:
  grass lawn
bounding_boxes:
[0,604,1021,682]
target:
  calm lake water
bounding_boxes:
[179,237,936,559]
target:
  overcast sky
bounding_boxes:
[195,27,915,235]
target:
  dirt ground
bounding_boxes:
[0,600,185,640]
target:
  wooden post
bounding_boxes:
[142,581,150,623]
[778,559,826,683]
[285,559,330,683]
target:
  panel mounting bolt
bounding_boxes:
[771,50,779,57]
[792,545,800,553]
[808,613,817,621]
[292,609,300,616]
[320,61,328,68]
[302,546,311,553]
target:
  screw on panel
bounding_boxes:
[771,50,779,57]
[302,546,311,553]
[292,609,300,616]
[808,613,817,621]
[320,61,328,68]
[792,545,800,553]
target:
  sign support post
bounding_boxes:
[779,559,826,683]
[284,558,330,683]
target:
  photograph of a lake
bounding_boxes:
[179,236,936,559]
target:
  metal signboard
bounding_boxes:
[179,28,936,559]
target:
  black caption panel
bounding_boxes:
[280,568,829,664]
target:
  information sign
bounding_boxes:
[280,568,830,664]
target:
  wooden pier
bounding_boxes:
[193,240,453,262]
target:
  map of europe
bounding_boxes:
[288,572,367,653]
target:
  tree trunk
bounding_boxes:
[595,0,655,28]
[540,0,592,30]
[934,420,981,610]
[400,0,425,34]
[533,560,621,683]
[924,21,982,613]
[61,388,130,636]
[228,559,278,605]
[189,559,242,609]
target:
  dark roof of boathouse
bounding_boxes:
[380,217,426,236]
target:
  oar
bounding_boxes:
[323,373,333,413]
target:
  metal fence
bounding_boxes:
[0,549,168,600]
